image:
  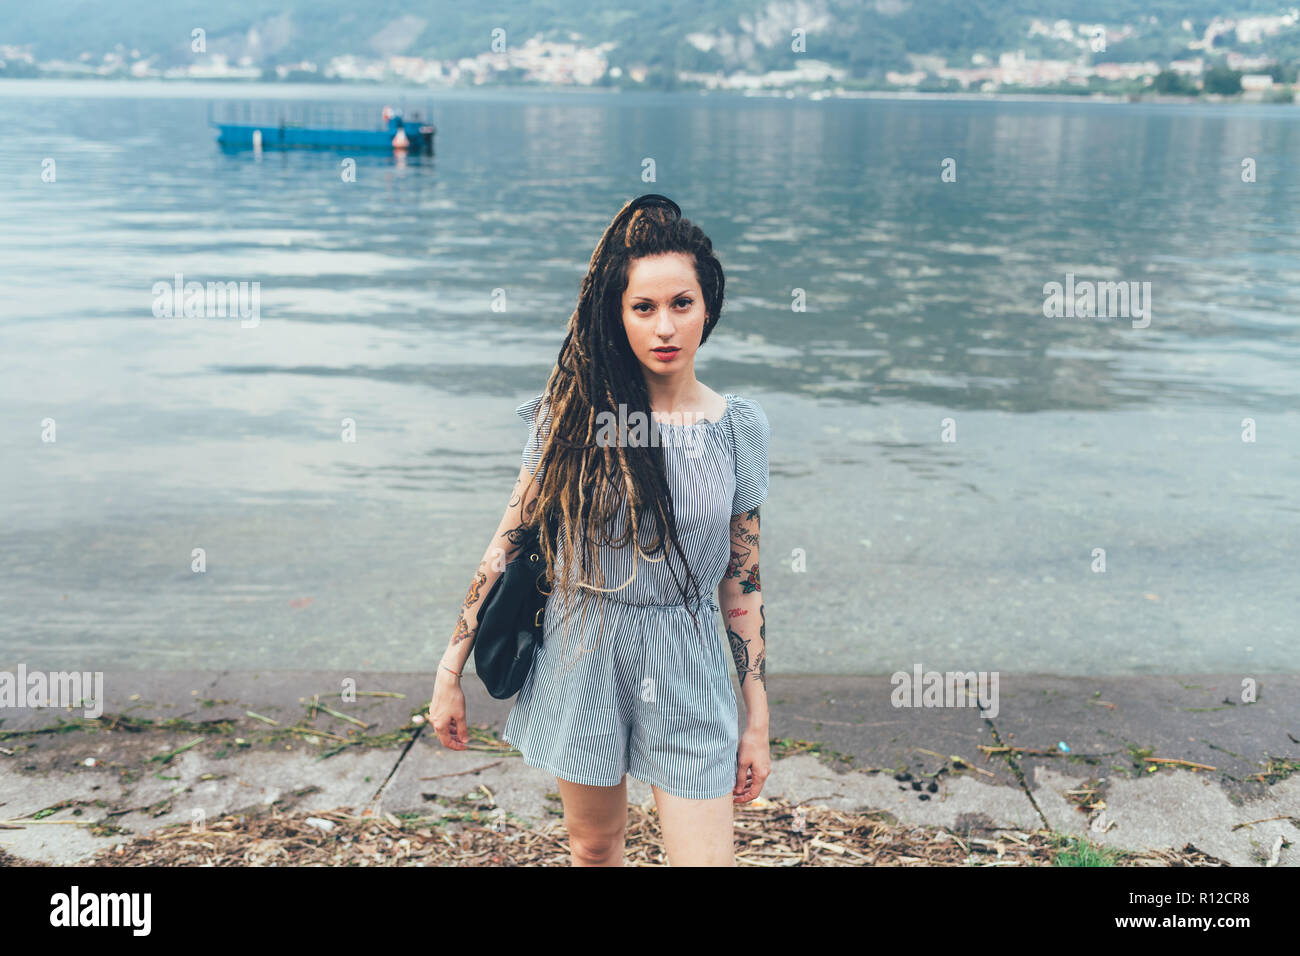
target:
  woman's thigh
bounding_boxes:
[652,786,735,866]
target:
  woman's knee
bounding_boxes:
[558,778,628,863]
[568,832,624,865]
[565,808,627,864]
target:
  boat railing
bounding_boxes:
[208,99,435,130]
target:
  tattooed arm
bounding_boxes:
[718,506,768,732]
[437,459,543,682]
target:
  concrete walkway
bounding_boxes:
[1,671,1296,866]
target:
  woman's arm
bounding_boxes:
[718,506,768,731]
[437,460,542,679]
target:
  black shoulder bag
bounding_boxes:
[473,511,559,699]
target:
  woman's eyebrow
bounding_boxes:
[630,289,693,301]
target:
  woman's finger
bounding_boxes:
[735,764,754,799]
[734,760,750,794]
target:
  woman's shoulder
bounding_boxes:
[515,391,555,426]
[723,393,770,512]
[515,393,544,423]
[724,392,769,435]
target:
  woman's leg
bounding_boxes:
[652,786,735,866]
[557,776,629,866]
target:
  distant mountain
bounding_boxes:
[4,0,1299,77]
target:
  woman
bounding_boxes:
[428,194,771,866]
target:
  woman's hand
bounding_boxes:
[733,724,770,803]
[429,668,470,750]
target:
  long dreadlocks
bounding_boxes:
[523,193,726,665]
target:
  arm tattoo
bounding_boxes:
[725,507,766,686]
[464,568,488,606]
[725,542,752,579]
[452,615,475,645]
[504,483,540,547]
[727,618,766,689]
[737,507,760,548]
[726,624,750,685]
[503,491,541,549]
[726,508,761,589]
[452,568,488,644]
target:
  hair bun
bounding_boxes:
[628,193,680,217]
[624,206,673,246]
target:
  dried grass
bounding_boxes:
[2,797,1228,867]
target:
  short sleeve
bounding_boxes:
[728,397,770,514]
[516,393,552,482]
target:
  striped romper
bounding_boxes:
[500,391,771,799]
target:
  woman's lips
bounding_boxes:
[651,347,680,362]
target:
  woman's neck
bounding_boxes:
[644,374,701,416]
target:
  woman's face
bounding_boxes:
[620,252,707,380]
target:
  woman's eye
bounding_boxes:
[632,299,690,313]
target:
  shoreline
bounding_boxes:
[0,76,1293,109]
[2,670,1296,866]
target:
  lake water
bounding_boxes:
[1,80,1296,673]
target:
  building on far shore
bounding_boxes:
[1241,73,1278,101]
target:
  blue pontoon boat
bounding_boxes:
[210,101,435,153]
